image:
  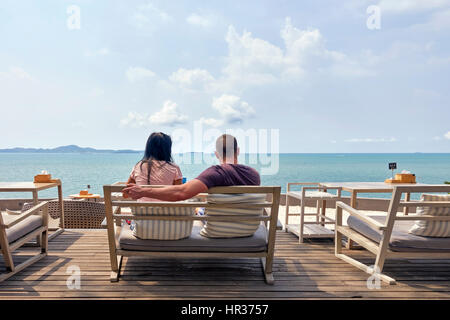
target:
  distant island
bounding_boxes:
[0,145,142,154]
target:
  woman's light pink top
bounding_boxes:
[130,160,182,202]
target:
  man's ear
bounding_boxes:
[214,151,220,160]
[236,147,240,157]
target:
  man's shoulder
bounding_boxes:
[197,165,222,177]
[200,164,260,177]
[234,164,260,174]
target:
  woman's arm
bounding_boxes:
[127,165,137,184]
[173,165,183,185]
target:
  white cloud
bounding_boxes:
[149,100,188,126]
[412,88,441,99]
[84,48,109,57]
[424,8,450,30]
[120,101,187,128]
[345,137,397,143]
[199,117,224,128]
[445,131,450,140]
[0,66,33,81]
[126,67,156,82]
[197,95,255,127]
[212,94,255,124]
[120,112,149,128]
[167,18,374,93]
[427,56,450,65]
[219,17,373,89]
[223,25,284,86]
[169,68,214,88]
[131,3,173,29]
[377,0,449,14]
[186,13,213,27]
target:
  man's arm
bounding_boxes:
[122,179,208,201]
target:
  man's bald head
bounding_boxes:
[215,134,238,161]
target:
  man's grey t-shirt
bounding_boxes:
[195,164,260,188]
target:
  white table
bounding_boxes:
[0,181,65,240]
[319,182,437,215]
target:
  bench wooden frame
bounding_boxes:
[103,185,281,284]
[0,201,49,282]
[335,185,450,285]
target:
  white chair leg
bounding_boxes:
[316,200,321,224]
[284,194,290,232]
[299,199,305,243]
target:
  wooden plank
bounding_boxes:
[1,229,450,299]
[287,224,334,238]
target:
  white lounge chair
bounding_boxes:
[0,202,49,282]
[335,185,450,284]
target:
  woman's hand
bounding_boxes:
[122,184,149,200]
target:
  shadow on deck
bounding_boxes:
[0,229,450,299]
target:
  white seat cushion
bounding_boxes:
[131,206,195,240]
[119,221,268,252]
[200,193,267,239]
[409,194,450,238]
[347,215,450,252]
[0,214,43,245]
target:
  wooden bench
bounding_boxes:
[103,185,281,284]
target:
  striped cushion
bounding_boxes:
[409,194,450,238]
[131,206,195,240]
[200,193,267,238]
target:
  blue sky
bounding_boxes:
[1,0,449,153]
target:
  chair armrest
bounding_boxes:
[287,182,319,192]
[301,186,323,191]
[336,201,387,231]
[112,181,127,185]
[300,186,342,199]
[5,209,23,215]
[1,201,48,229]
[399,201,450,208]
[319,186,342,197]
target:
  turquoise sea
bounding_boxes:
[0,153,449,199]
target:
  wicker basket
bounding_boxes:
[23,200,105,229]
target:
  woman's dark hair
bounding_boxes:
[138,132,174,184]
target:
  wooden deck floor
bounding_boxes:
[1,229,450,299]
